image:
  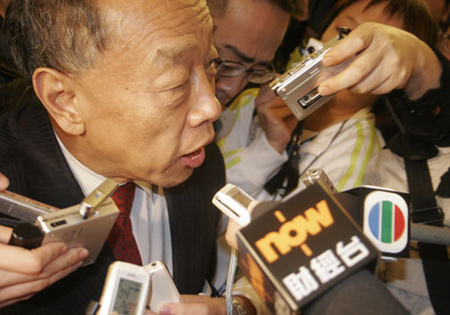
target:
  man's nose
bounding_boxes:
[188,73,222,127]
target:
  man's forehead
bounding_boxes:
[101,0,210,34]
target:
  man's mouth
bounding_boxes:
[181,148,206,168]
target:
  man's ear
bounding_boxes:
[32,67,86,135]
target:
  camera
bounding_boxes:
[0,190,59,223]
[270,28,351,121]
[37,200,119,266]
[5,179,119,266]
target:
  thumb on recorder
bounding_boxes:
[0,173,8,191]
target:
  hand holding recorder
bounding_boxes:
[3,179,119,266]
[97,260,182,315]
[255,83,298,154]
[0,173,88,309]
[318,22,442,100]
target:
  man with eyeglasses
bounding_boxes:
[207,1,300,313]
[208,0,300,193]
[207,0,296,107]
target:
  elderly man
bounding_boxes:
[0,0,227,314]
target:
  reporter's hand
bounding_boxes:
[0,223,88,308]
[319,22,442,100]
[225,219,241,250]
[155,294,226,315]
[255,83,297,154]
[0,173,9,191]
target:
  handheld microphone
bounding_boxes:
[302,268,409,315]
[235,182,379,314]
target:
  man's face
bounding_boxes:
[212,0,290,106]
[67,0,221,187]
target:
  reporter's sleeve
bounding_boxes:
[390,50,450,147]
[225,132,288,197]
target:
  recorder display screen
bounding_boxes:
[112,278,142,315]
[231,190,253,208]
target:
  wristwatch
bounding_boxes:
[232,297,248,315]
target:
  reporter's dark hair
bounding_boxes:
[4,0,109,82]
[318,0,438,47]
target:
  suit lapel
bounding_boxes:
[165,142,224,294]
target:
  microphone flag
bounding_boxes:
[342,186,410,259]
[236,182,378,314]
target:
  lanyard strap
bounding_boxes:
[404,158,450,315]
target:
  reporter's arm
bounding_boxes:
[156,294,255,315]
[0,173,88,308]
[255,83,297,154]
[318,22,442,100]
[0,225,88,308]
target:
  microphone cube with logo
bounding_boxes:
[343,186,410,260]
[236,182,378,314]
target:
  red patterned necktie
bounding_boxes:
[107,182,143,265]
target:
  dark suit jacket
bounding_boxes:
[0,90,225,314]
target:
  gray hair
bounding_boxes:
[4,0,110,82]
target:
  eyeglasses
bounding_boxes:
[439,30,450,55]
[213,58,276,84]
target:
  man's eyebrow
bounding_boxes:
[223,44,271,67]
[154,42,196,62]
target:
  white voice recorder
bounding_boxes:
[98,261,151,315]
[145,260,183,312]
[98,260,182,315]
[212,184,257,227]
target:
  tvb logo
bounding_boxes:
[363,191,409,254]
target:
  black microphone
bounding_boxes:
[302,268,409,315]
[235,182,380,314]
